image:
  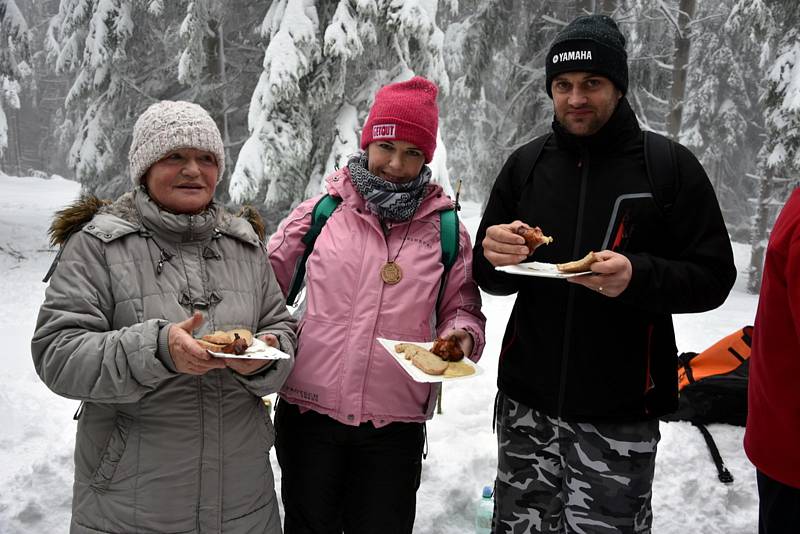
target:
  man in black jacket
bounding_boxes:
[473,14,736,533]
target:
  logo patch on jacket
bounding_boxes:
[372,124,396,138]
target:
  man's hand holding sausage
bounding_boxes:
[482,220,533,267]
[567,250,632,297]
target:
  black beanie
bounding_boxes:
[545,15,628,97]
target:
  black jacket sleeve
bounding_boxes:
[472,148,525,296]
[619,143,736,313]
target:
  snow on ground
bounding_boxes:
[0,173,758,533]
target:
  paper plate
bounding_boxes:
[207,337,291,360]
[495,262,591,279]
[377,338,482,383]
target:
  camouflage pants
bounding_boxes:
[493,393,660,534]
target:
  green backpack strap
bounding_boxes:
[286,194,341,305]
[439,208,458,273]
[436,207,459,310]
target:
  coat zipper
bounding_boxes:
[361,218,393,423]
[556,150,590,418]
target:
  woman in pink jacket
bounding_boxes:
[268,76,486,534]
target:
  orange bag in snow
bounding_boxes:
[677,325,752,391]
[662,326,752,484]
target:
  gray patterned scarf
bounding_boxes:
[347,153,431,221]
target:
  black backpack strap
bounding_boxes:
[643,131,678,215]
[285,194,341,306]
[692,421,734,484]
[742,325,754,346]
[678,351,698,384]
[514,133,551,193]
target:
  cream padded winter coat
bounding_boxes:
[32,190,296,534]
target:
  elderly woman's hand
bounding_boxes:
[223,334,279,376]
[169,312,227,375]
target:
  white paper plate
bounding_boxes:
[495,262,591,279]
[207,337,291,360]
[377,338,482,383]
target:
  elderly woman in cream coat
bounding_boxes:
[32,101,295,534]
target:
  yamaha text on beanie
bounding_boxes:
[128,100,225,186]
[360,76,439,163]
[545,15,628,97]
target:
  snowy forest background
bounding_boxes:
[2,0,799,291]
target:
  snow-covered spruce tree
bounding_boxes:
[49,0,186,197]
[230,0,455,227]
[175,0,269,202]
[619,0,684,133]
[678,0,763,242]
[50,0,264,198]
[441,1,608,204]
[440,0,685,204]
[729,0,800,293]
[0,0,30,167]
[664,0,695,140]
[440,0,545,203]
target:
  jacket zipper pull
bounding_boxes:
[73,401,85,420]
[157,249,172,274]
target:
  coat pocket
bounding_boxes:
[90,412,133,492]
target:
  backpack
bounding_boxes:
[285,194,460,308]
[661,326,753,484]
[520,130,678,214]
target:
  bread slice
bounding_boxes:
[394,343,449,375]
[395,343,421,358]
[410,350,449,375]
[199,329,253,353]
[202,330,235,345]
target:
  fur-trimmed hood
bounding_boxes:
[49,191,266,247]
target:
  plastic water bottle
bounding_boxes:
[474,485,494,533]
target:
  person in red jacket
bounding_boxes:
[745,187,800,534]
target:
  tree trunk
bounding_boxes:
[216,21,232,181]
[205,16,233,202]
[666,0,696,139]
[747,168,773,294]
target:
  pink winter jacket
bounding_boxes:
[268,168,485,426]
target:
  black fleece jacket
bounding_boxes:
[473,98,736,421]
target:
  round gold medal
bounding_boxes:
[380,261,403,284]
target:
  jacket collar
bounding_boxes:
[551,97,641,155]
[134,188,219,243]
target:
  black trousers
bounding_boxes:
[274,400,425,534]
[757,469,800,534]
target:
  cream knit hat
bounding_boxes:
[128,100,225,186]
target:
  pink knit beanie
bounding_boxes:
[360,76,439,163]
